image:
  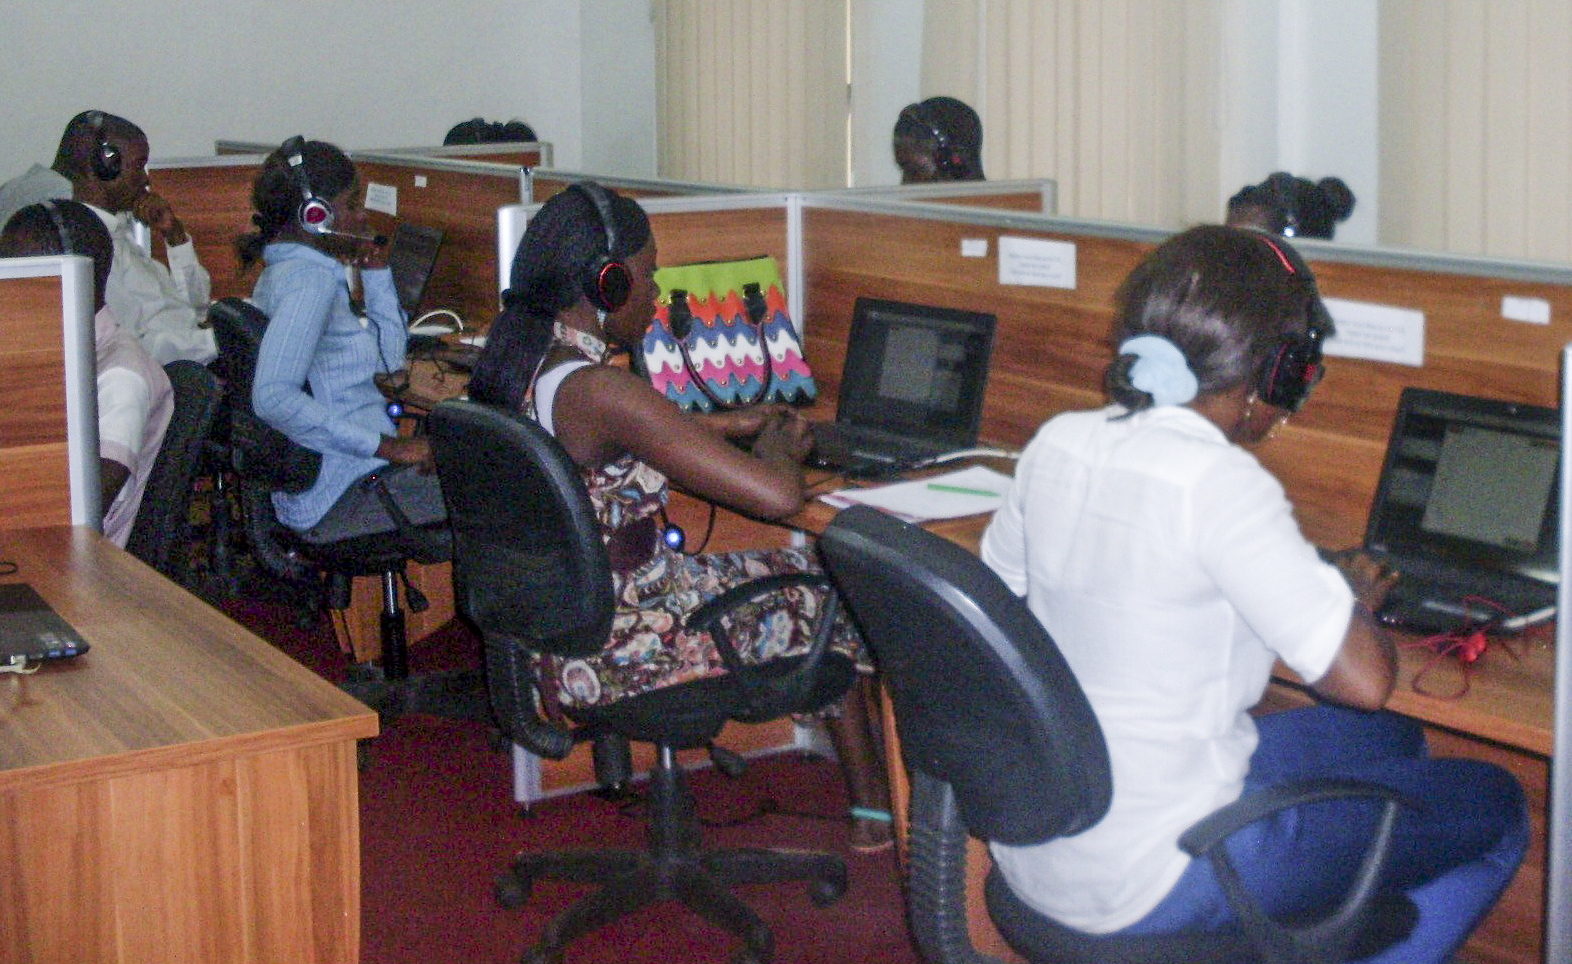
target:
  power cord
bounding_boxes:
[0,655,40,676]
[409,308,465,334]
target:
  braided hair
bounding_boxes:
[234,138,356,272]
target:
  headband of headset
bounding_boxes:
[1254,234,1327,411]
[84,111,122,182]
[282,135,335,235]
[904,103,964,176]
[569,181,631,312]
[43,200,74,254]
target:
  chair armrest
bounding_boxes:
[684,572,839,719]
[484,629,576,760]
[906,770,1015,964]
[1177,778,1415,964]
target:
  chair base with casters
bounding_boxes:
[428,399,858,964]
[817,505,1418,964]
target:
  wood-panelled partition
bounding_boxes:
[0,257,99,530]
[147,152,528,327]
[798,199,1572,548]
[216,139,552,168]
[350,153,525,326]
[835,177,1058,215]
[526,169,761,204]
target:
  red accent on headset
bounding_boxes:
[1259,236,1296,274]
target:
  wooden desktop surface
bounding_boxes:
[0,526,378,963]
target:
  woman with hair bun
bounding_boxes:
[980,225,1525,962]
[238,137,445,543]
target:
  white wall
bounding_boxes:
[0,0,575,180]
[577,0,658,177]
[851,0,926,186]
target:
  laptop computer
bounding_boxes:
[0,583,89,665]
[388,223,445,318]
[1362,387,1560,634]
[808,297,997,473]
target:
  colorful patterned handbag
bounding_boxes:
[639,255,817,411]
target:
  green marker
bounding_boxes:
[926,482,1001,498]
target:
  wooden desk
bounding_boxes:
[0,526,378,964]
[792,477,1554,964]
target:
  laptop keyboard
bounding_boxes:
[1373,556,1554,633]
[808,423,949,472]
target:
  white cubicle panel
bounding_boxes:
[0,254,101,529]
[1551,345,1572,964]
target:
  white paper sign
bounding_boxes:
[1322,297,1425,367]
[998,236,1076,289]
[961,238,988,258]
[1502,295,1551,325]
[364,182,398,216]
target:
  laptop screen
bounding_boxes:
[387,223,444,315]
[836,297,997,448]
[1366,387,1561,586]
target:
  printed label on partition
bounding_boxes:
[365,182,398,216]
[961,238,989,258]
[998,236,1076,289]
[1502,295,1551,325]
[1322,297,1425,367]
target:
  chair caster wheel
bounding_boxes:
[808,866,847,907]
[495,870,530,908]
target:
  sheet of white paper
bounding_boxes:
[1322,296,1425,367]
[998,235,1076,289]
[364,182,398,216]
[818,465,1012,523]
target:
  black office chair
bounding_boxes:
[817,505,1416,964]
[427,399,856,964]
[126,359,223,587]
[207,297,480,722]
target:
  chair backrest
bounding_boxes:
[818,504,1111,845]
[126,360,222,580]
[207,297,321,494]
[427,399,614,657]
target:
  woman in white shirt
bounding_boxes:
[980,225,1527,964]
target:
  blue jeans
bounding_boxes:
[1120,705,1528,964]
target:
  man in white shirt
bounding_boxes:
[5,111,218,365]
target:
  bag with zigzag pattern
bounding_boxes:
[637,255,817,411]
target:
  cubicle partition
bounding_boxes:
[834,177,1058,214]
[799,197,1572,547]
[145,154,268,302]
[216,139,552,168]
[0,257,100,530]
[524,168,760,204]
[350,153,527,326]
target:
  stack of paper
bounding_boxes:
[818,465,1012,523]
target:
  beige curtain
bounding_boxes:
[1380,0,1572,261]
[922,0,1221,227]
[654,0,849,189]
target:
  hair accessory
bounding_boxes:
[1120,335,1199,407]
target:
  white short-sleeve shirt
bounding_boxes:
[980,404,1351,932]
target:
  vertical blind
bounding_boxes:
[1379,0,1572,261]
[922,0,1221,227]
[654,0,848,189]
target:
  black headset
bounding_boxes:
[282,136,336,236]
[43,200,74,254]
[568,181,631,312]
[1254,234,1327,412]
[905,103,965,178]
[84,111,122,182]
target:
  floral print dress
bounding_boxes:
[527,332,863,713]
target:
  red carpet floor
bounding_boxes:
[222,598,922,964]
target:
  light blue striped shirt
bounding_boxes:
[251,242,406,530]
